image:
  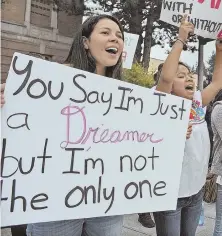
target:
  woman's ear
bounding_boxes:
[83,36,89,50]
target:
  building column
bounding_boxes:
[40,42,46,54]
[51,4,58,41]
[24,0,31,30]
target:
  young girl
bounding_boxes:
[153,15,222,236]
[210,90,222,236]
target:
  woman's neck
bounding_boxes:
[96,65,106,76]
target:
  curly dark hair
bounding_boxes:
[205,89,222,167]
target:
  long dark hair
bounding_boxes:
[65,14,124,80]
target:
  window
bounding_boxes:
[1,0,26,24]
[31,0,52,28]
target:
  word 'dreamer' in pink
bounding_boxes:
[60,105,164,148]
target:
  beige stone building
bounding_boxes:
[148,57,164,74]
[1,0,82,83]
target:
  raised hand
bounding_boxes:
[178,15,194,43]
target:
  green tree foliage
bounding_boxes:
[206,51,216,76]
[123,63,155,88]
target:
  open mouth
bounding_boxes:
[105,47,118,55]
[185,84,194,91]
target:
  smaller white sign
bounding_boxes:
[123,32,139,69]
[160,0,222,39]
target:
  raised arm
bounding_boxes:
[156,15,194,93]
[202,39,222,107]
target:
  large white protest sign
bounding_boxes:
[1,53,191,227]
[160,0,222,39]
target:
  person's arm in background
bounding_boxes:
[156,15,194,93]
[201,39,222,107]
